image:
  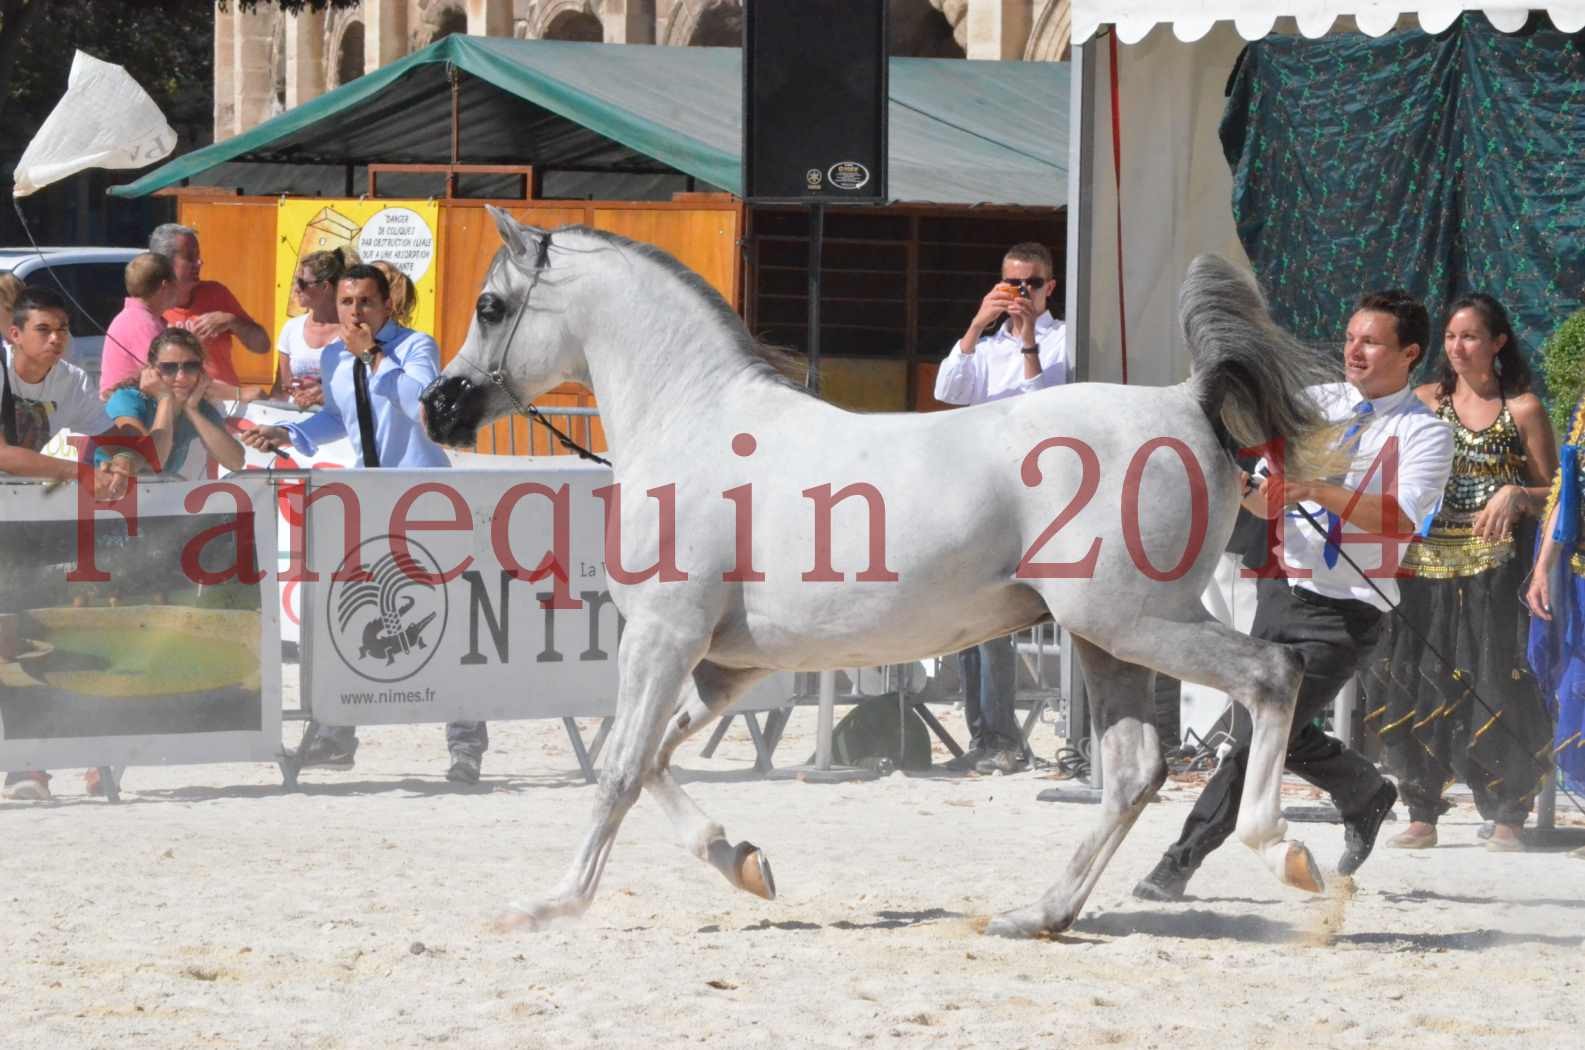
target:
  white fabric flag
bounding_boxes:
[13,50,177,198]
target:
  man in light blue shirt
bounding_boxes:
[242,265,484,783]
[245,273,449,469]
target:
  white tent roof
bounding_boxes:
[1073,3,1585,44]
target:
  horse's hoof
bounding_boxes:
[735,842,776,900]
[492,906,544,933]
[984,906,1065,939]
[1281,841,1325,895]
[984,915,1034,939]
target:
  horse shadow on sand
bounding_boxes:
[123,768,591,802]
[1071,906,1583,950]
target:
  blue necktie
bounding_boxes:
[1322,400,1374,568]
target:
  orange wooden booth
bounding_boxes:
[173,192,744,456]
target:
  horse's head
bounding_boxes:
[422,206,581,447]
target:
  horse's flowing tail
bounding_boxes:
[1182,254,1340,482]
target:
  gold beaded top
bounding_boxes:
[1401,397,1527,579]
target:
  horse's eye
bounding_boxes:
[477,293,508,326]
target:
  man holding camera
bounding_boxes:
[932,242,1067,774]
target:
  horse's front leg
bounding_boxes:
[497,619,708,930]
[645,661,778,899]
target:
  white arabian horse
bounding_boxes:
[422,208,1338,937]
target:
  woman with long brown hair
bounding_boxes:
[1368,293,1557,851]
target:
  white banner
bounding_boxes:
[296,466,791,726]
[0,476,280,769]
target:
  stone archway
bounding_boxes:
[546,10,605,40]
[531,0,605,41]
[332,19,366,86]
[662,0,741,47]
[1024,0,1071,61]
[890,0,965,57]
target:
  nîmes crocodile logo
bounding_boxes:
[327,535,449,684]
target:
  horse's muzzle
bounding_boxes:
[421,375,488,447]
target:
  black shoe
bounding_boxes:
[941,747,987,773]
[446,752,481,784]
[296,741,355,770]
[1133,855,1193,902]
[1339,780,1398,876]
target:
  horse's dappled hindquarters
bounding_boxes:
[423,208,1337,936]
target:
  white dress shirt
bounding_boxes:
[1274,381,1453,610]
[933,313,1067,405]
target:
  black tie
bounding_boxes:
[352,358,380,468]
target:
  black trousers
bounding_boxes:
[1165,580,1387,872]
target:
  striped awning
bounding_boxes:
[1072,3,1585,44]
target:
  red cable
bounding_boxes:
[1108,32,1129,385]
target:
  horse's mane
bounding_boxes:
[559,224,812,395]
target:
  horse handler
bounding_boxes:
[242,264,489,784]
[1134,290,1453,900]
[933,242,1067,775]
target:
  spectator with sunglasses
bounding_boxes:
[934,242,1067,406]
[277,248,352,409]
[100,327,245,478]
[932,242,1068,775]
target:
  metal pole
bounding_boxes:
[449,67,462,198]
[1537,770,1558,832]
[1066,39,1099,789]
[1333,676,1358,750]
[815,669,837,769]
[805,202,824,395]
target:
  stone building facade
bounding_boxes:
[214,0,1071,140]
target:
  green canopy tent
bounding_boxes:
[112,35,1068,207]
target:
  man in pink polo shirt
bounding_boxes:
[148,223,270,401]
[98,252,182,396]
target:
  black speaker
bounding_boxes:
[743,0,888,204]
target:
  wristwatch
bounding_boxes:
[1020,344,1040,354]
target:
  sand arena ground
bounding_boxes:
[5,688,1583,1050]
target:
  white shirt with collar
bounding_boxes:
[933,313,1067,405]
[1274,381,1453,610]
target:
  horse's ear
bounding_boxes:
[488,205,544,269]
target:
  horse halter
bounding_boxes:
[460,230,613,467]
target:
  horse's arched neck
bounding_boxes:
[566,246,780,463]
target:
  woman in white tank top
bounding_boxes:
[277,248,349,408]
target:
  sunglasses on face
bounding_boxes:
[1000,277,1050,290]
[157,361,204,378]
[295,276,326,291]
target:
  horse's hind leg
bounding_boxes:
[1105,614,1321,894]
[645,661,778,900]
[498,619,708,930]
[987,637,1165,938]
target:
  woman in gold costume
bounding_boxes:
[1368,294,1556,851]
